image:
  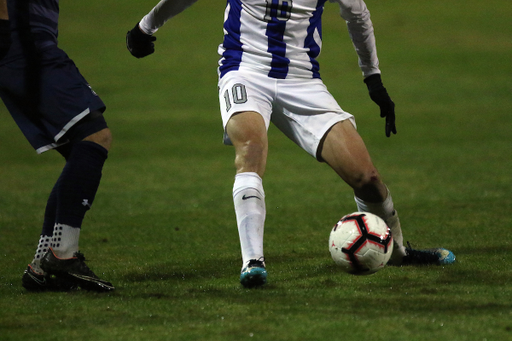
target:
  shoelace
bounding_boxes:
[246,257,266,268]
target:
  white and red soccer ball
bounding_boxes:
[329,212,393,275]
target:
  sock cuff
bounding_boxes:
[233,172,264,197]
[51,223,80,258]
[354,187,394,220]
[72,140,108,161]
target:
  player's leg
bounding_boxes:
[319,120,406,264]
[6,46,116,291]
[21,118,113,291]
[39,114,114,292]
[226,111,268,288]
[49,125,110,258]
[272,78,454,266]
[319,120,455,265]
[219,71,273,287]
[271,78,404,257]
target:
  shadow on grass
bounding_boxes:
[120,255,239,283]
[116,247,512,317]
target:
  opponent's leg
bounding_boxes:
[24,119,115,291]
[40,127,114,291]
[226,111,268,287]
[23,128,112,291]
[50,140,108,257]
[28,185,57,274]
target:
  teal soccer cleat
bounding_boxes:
[240,259,267,288]
[402,242,456,265]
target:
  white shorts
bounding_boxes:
[218,70,355,159]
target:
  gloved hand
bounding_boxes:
[126,22,156,58]
[364,74,397,137]
[0,19,11,60]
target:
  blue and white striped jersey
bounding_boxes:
[139,0,380,80]
[219,0,327,79]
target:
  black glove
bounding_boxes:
[0,19,11,60]
[364,74,396,137]
[126,22,156,58]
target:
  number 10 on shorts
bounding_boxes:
[223,83,248,112]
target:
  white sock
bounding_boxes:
[31,235,52,273]
[354,189,406,263]
[51,223,80,259]
[233,172,266,267]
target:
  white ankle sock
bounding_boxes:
[233,172,266,267]
[354,189,406,262]
[31,235,52,273]
[51,223,80,259]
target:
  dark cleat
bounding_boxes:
[22,264,76,292]
[41,248,115,292]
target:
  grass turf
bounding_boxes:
[1,0,511,340]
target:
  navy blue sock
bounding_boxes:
[54,141,108,227]
[41,184,58,237]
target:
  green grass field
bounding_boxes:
[1,0,511,340]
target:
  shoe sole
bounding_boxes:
[48,271,115,292]
[240,268,267,288]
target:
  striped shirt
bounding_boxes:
[139,0,380,80]
[219,0,326,79]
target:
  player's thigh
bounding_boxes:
[218,71,273,145]
[272,78,354,158]
[226,111,268,175]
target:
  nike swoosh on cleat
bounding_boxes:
[27,273,46,286]
[242,195,261,200]
[69,273,114,288]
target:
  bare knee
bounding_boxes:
[351,169,387,203]
[233,140,266,175]
[320,121,387,202]
[83,128,112,151]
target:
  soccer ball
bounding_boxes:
[329,212,393,275]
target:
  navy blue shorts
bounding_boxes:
[0,46,106,153]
